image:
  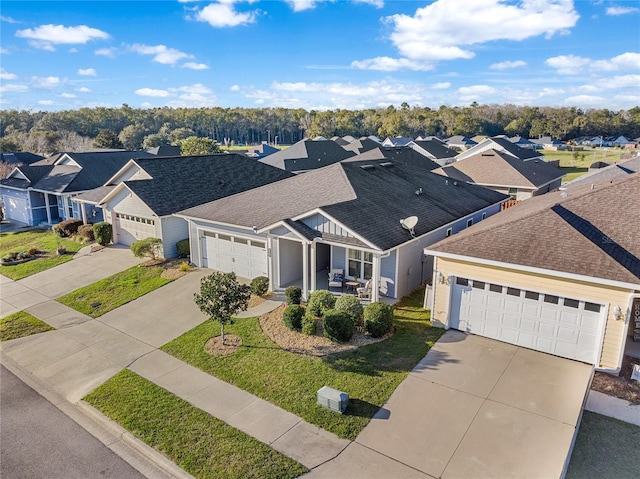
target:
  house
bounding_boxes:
[432,149,565,200]
[0,152,44,165]
[508,135,537,149]
[259,138,356,173]
[454,135,544,162]
[341,137,382,155]
[444,136,477,151]
[177,157,508,301]
[424,174,640,371]
[382,137,414,147]
[330,136,350,146]
[0,150,158,226]
[245,143,280,159]
[412,139,458,165]
[75,154,293,259]
[530,136,567,150]
[564,157,640,189]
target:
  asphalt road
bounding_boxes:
[0,364,146,479]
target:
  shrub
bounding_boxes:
[250,276,269,296]
[282,304,305,331]
[27,247,40,256]
[93,222,112,246]
[77,224,95,241]
[301,314,316,335]
[306,290,336,317]
[285,286,302,305]
[57,218,83,237]
[322,309,354,343]
[131,237,162,259]
[364,302,394,338]
[52,224,65,237]
[335,295,363,329]
[176,238,190,258]
[179,261,191,272]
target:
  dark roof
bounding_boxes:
[433,149,564,189]
[259,139,356,172]
[413,140,458,159]
[0,152,44,165]
[565,157,640,189]
[383,137,414,147]
[354,147,441,171]
[1,164,54,188]
[342,138,382,155]
[181,157,507,251]
[332,137,350,146]
[427,174,640,285]
[485,136,541,160]
[74,185,117,204]
[145,145,182,156]
[445,136,477,146]
[124,154,293,216]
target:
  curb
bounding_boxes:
[585,390,640,426]
[1,353,193,479]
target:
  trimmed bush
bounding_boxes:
[93,222,113,246]
[364,302,394,338]
[282,304,305,331]
[52,224,65,237]
[57,218,83,237]
[27,247,40,256]
[301,314,316,335]
[335,295,363,329]
[131,237,162,259]
[250,276,270,296]
[322,309,354,343]
[78,224,95,241]
[176,238,190,258]
[306,290,336,317]
[285,286,302,305]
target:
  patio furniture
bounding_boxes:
[357,279,372,299]
[328,269,344,291]
[345,280,360,293]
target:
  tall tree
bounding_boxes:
[176,136,222,155]
[93,129,123,149]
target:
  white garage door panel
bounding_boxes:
[202,232,267,279]
[3,196,29,224]
[115,213,155,246]
[450,278,605,364]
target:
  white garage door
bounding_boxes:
[2,195,29,224]
[450,277,605,364]
[202,232,267,279]
[114,213,156,246]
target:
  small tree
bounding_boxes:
[194,272,251,345]
[177,136,222,155]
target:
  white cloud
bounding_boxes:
[0,68,17,80]
[76,87,92,93]
[195,2,257,27]
[130,44,193,65]
[591,52,640,72]
[78,68,97,76]
[0,84,29,93]
[351,56,434,71]
[490,60,527,70]
[15,24,109,51]
[1,16,19,24]
[606,6,639,16]
[564,94,604,106]
[545,54,591,74]
[169,83,213,95]
[583,74,640,91]
[60,93,77,98]
[353,0,384,7]
[230,85,240,91]
[432,82,451,90]
[31,76,63,88]
[457,84,498,101]
[69,48,78,53]
[285,0,320,12]
[0,47,9,54]
[95,47,117,57]
[134,88,170,97]
[182,62,209,70]
[38,100,55,105]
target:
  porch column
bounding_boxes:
[80,202,88,224]
[302,242,309,301]
[310,241,316,293]
[371,253,381,302]
[44,193,51,225]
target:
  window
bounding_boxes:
[466,218,473,227]
[472,281,485,290]
[564,298,579,309]
[489,284,502,293]
[508,187,518,199]
[525,291,540,300]
[456,277,468,286]
[446,228,452,237]
[584,302,601,313]
[348,249,373,280]
[544,295,559,304]
[507,287,521,297]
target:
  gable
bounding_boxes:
[8,168,28,181]
[106,160,152,186]
[56,154,81,167]
[105,185,155,218]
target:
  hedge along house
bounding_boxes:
[177,157,508,301]
[0,150,157,227]
[76,154,293,259]
[424,174,640,371]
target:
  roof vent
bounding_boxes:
[360,164,375,170]
[415,187,423,195]
[380,162,393,167]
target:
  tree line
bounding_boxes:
[1,103,638,155]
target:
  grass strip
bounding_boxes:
[163,287,444,440]
[57,265,171,318]
[84,370,308,479]
[1,311,54,341]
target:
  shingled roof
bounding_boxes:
[433,149,564,189]
[565,157,640,189]
[413,139,458,160]
[180,157,507,251]
[259,139,356,172]
[427,174,640,285]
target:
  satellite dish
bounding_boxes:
[400,216,418,237]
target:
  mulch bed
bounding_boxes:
[591,355,640,405]
[205,334,243,356]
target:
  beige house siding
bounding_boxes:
[430,256,635,371]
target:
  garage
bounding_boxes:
[2,195,29,224]
[114,212,156,246]
[449,277,606,364]
[201,231,267,279]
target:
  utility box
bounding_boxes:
[317,386,349,414]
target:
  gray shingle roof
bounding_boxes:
[413,140,458,159]
[259,139,356,172]
[342,138,382,155]
[565,157,640,189]
[484,136,542,161]
[427,174,640,285]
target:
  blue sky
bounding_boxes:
[1,0,639,111]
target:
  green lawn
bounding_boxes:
[566,411,640,479]
[84,370,307,479]
[162,287,444,440]
[542,149,627,184]
[0,229,83,280]
[57,265,172,317]
[0,311,54,341]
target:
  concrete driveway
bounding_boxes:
[306,331,593,479]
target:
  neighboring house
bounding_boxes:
[330,136,350,146]
[610,135,630,147]
[245,143,280,159]
[412,139,458,165]
[454,136,544,162]
[508,135,537,149]
[424,174,640,372]
[177,157,507,302]
[0,152,44,165]
[75,154,293,259]
[530,136,567,150]
[564,157,640,189]
[382,137,414,147]
[342,137,382,155]
[259,138,356,172]
[444,136,477,150]
[0,150,157,226]
[432,149,564,200]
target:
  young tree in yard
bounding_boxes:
[194,272,251,344]
[176,136,222,155]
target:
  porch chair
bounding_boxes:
[328,269,344,291]
[357,279,372,300]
